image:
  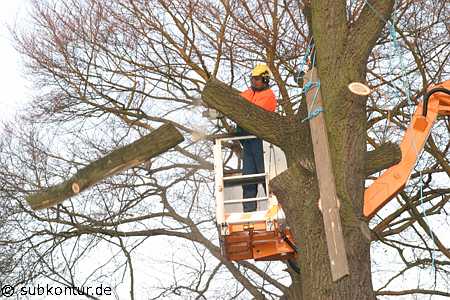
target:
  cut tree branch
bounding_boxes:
[26,124,184,210]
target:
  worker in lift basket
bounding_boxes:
[237,64,277,212]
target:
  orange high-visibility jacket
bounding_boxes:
[240,88,277,112]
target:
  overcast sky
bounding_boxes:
[0,1,29,123]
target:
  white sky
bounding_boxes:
[0,1,30,123]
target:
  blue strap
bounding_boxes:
[302,107,325,122]
[303,80,319,94]
[302,80,324,122]
[364,0,412,106]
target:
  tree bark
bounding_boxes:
[26,124,184,210]
[366,143,401,176]
[202,79,289,147]
[201,0,397,297]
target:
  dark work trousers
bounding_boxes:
[239,129,266,212]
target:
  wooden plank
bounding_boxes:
[304,68,350,281]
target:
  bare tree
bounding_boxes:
[0,0,449,299]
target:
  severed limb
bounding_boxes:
[26,123,184,210]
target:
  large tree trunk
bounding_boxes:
[202,1,396,297]
[271,99,374,300]
[203,80,400,299]
[279,2,395,298]
[272,160,374,300]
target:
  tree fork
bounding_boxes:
[26,124,184,210]
[202,78,401,175]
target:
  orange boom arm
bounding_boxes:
[364,80,450,218]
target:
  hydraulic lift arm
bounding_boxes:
[364,80,450,218]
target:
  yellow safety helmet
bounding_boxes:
[251,64,272,77]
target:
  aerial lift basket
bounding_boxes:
[213,135,297,261]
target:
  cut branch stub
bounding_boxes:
[365,142,401,176]
[201,78,287,147]
[26,123,184,210]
